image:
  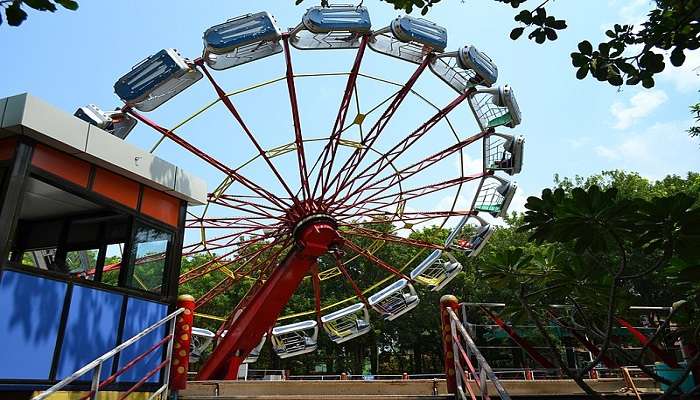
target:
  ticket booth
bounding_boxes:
[0,93,206,393]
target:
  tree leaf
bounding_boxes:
[510,27,525,40]
[578,41,593,55]
[6,3,28,26]
[670,47,686,67]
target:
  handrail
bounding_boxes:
[447,307,510,400]
[33,307,184,400]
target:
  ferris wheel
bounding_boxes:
[78,4,524,379]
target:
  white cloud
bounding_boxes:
[610,90,668,130]
[454,153,482,175]
[618,0,652,26]
[659,50,700,93]
[594,119,699,179]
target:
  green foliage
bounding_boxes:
[476,171,700,390]
[689,103,700,138]
[570,1,700,87]
[1,0,78,27]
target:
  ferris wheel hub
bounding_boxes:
[293,214,341,257]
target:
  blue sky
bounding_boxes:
[1,0,698,229]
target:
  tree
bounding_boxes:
[478,178,700,397]
[0,0,78,27]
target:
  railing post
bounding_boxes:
[441,295,460,395]
[170,295,196,393]
[90,363,102,400]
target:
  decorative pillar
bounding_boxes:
[440,295,459,395]
[170,295,195,391]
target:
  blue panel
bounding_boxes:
[57,285,123,381]
[303,6,371,33]
[117,297,168,383]
[204,12,281,52]
[114,49,183,102]
[391,16,447,51]
[0,271,66,380]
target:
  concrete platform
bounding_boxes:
[179,378,662,399]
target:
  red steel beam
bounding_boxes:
[324,55,433,205]
[197,220,342,380]
[333,252,369,307]
[312,36,369,198]
[335,91,472,204]
[342,226,444,251]
[126,108,289,211]
[196,62,301,208]
[343,239,412,282]
[282,35,312,202]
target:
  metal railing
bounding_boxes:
[447,306,510,400]
[33,307,183,400]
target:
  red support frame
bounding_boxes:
[312,35,369,198]
[282,35,312,202]
[197,220,342,380]
[324,55,433,204]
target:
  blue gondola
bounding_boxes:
[303,5,371,33]
[203,12,283,69]
[291,5,371,50]
[114,48,202,112]
[390,15,447,51]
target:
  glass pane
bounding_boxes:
[102,243,124,287]
[128,225,171,294]
[65,249,98,280]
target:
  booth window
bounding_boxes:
[126,223,172,294]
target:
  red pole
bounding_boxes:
[170,295,195,391]
[440,295,459,395]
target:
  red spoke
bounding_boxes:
[335,91,471,204]
[282,35,311,202]
[126,108,289,210]
[337,210,474,224]
[343,239,412,282]
[337,173,485,216]
[324,55,433,205]
[183,231,271,256]
[187,218,282,230]
[334,132,486,209]
[209,238,293,332]
[342,226,444,251]
[211,196,286,221]
[311,36,369,198]
[194,238,291,309]
[180,236,282,284]
[311,263,322,325]
[196,62,302,208]
[332,252,369,307]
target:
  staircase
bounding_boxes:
[179,380,452,400]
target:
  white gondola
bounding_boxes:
[271,320,318,359]
[190,327,216,363]
[472,176,517,218]
[468,85,521,131]
[369,15,447,64]
[430,45,498,93]
[321,303,371,344]
[410,250,463,291]
[444,214,494,257]
[484,133,525,175]
[74,104,137,139]
[368,279,419,320]
[114,48,202,112]
[244,333,267,364]
[203,12,283,70]
[290,5,371,50]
